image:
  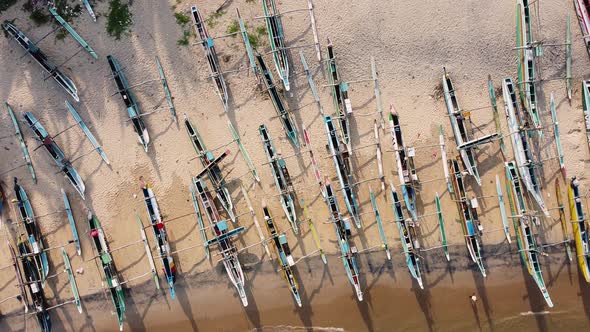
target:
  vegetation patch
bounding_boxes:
[206,10,225,28]
[0,0,17,14]
[177,30,191,46]
[174,12,190,26]
[174,11,192,47]
[30,9,50,26]
[54,0,83,22]
[106,0,133,40]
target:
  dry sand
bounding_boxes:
[0,0,589,331]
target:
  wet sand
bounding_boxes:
[0,0,589,331]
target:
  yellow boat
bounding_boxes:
[569,177,590,282]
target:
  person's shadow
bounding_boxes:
[470,294,482,331]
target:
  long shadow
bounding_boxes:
[355,291,375,332]
[123,286,148,331]
[175,274,200,332]
[578,266,590,322]
[413,275,435,332]
[519,262,549,332]
[291,266,314,331]
[472,268,493,331]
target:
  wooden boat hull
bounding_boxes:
[574,0,590,56]
[191,6,229,112]
[501,78,548,216]
[263,0,290,91]
[2,22,79,101]
[568,178,590,282]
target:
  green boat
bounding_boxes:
[87,211,126,330]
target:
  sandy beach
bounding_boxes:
[1,0,590,331]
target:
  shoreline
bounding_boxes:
[2,244,590,331]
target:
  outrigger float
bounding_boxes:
[502,78,549,216]
[568,177,590,283]
[82,0,97,22]
[107,55,150,152]
[184,114,236,221]
[228,121,261,183]
[5,102,36,183]
[324,115,361,228]
[65,100,110,165]
[324,180,363,301]
[449,159,486,277]
[259,124,298,233]
[442,68,499,186]
[192,178,248,306]
[389,108,419,220]
[1,22,79,101]
[369,186,391,260]
[262,203,302,306]
[48,6,98,59]
[257,54,299,146]
[504,161,553,307]
[22,112,86,199]
[515,0,542,135]
[139,181,177,298]
[549,94,566,178]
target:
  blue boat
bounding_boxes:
[259,124,298,233]
[13,178,49,282]
[107,55,150,152]
[324,180,363,301]
[324,116,360,227]
[22,112,85,199]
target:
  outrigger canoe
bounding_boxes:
[22,112,86,199]
[259,124,298,233]
[17,236,51,332]
[326,39,352,147]
[141,183,176,298]
[569,176,590,283]
[502,78,548,216]
[262,203,301,306]
[262,0,290,91]
[516,0,542,134]
[443,68,496,185]
[324,116,360,228]
[324,180,363,301]
[184,114,235,221]
[505,161,553,307]
[391,182,423,289]
[191,5,229,112]
[2,22,79,101]
[13,178,49,281]
[107,55,150,152]
[87,211,126,330]
[389,109,419,220]
[193,178,248,306]
[256,53,299,146]
[450,159,486,277]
